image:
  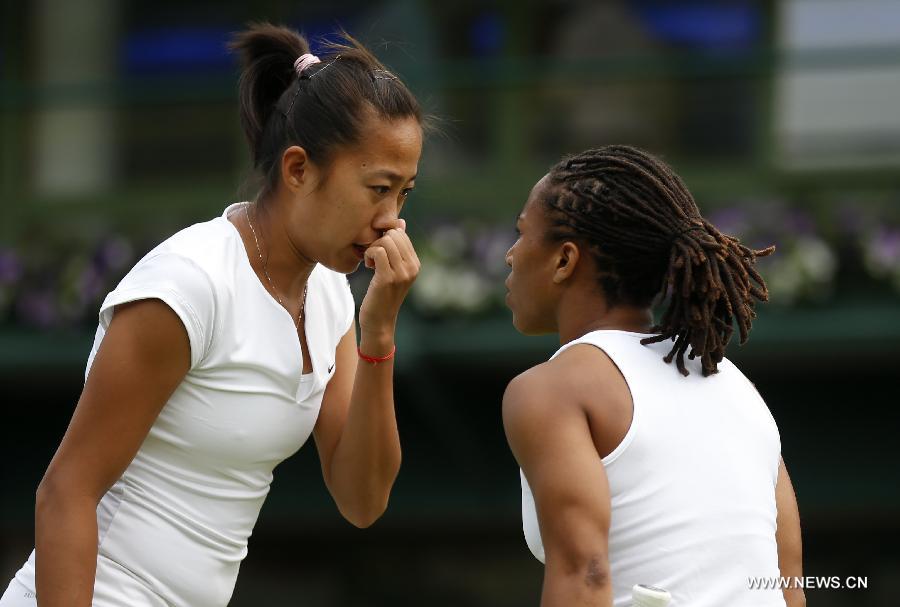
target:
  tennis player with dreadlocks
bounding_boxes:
[503,145,804,607]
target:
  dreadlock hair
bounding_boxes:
[542,145,774,376]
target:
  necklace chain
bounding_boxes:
[245,204,307,329]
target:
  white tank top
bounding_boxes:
[520,330,786,607]
[12,204,355,607]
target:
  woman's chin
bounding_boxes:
[342,259,364,274]
[320,250,365,275]
[510,312,528,335]
[511,315,552,336]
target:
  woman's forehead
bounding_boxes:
[522,174,553,214]
[346,116,422,177]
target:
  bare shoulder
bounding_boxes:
[504,343,623,412]
[552,342,624,384]
[502,361,568,428]
[503,342,631,458]
[502,361,581,469]
[501,350,594,440]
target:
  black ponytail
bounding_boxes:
[229,23,309,167]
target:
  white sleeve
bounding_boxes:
[98,252,217,369]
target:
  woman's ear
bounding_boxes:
[281,145,312,191]
[552,241,580,284]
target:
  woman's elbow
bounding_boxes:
[547,547,612,590]
[35,473,62,517]
[35,479,67,534]
[338,496,390,529]
[35,471,96,522]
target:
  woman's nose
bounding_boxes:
[373,208,401,233]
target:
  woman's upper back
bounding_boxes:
[521,330,783,606]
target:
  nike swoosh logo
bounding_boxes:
[328,363,335,373]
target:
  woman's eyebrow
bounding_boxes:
[367,169,417,182]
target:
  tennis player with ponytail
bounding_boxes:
[2,23,423,607]
[503,146,805,607]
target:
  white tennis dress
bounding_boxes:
[2,203,354,606]
[520,330,786,607]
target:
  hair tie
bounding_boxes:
[293,53,321,76]
[284,54,338,117]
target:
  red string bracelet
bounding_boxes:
[357,344,396,364]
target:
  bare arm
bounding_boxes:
[313,320,401,527]
[35,300,190,606]
[312,223,418,528]
[775,457,805,607]
[503,367,613,607]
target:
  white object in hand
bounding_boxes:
[632,583,672,607]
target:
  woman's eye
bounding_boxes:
[372,186,391,195]
[400,188,414,199]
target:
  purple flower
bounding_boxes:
[786,211,816,236]
[96,236,133,271]
[708,207,749,237]
[78,265,105,304]
[869,229,900,267]
[17,290,58,328]
[0,250,23,284]
[472,227,514,279]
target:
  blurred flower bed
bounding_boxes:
[0,234,137,330]
[399,199,900,317]
[706,198,900,306]
[2,199,899,331]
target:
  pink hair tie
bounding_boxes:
[294,53,321,76]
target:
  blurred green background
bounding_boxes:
[1,1,899,605]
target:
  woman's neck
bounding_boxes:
[246,202,316,301]
[557,299,655,345]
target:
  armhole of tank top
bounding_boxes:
[597,344,638,467]
[725,357,782,484]
[559,337,639,468]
